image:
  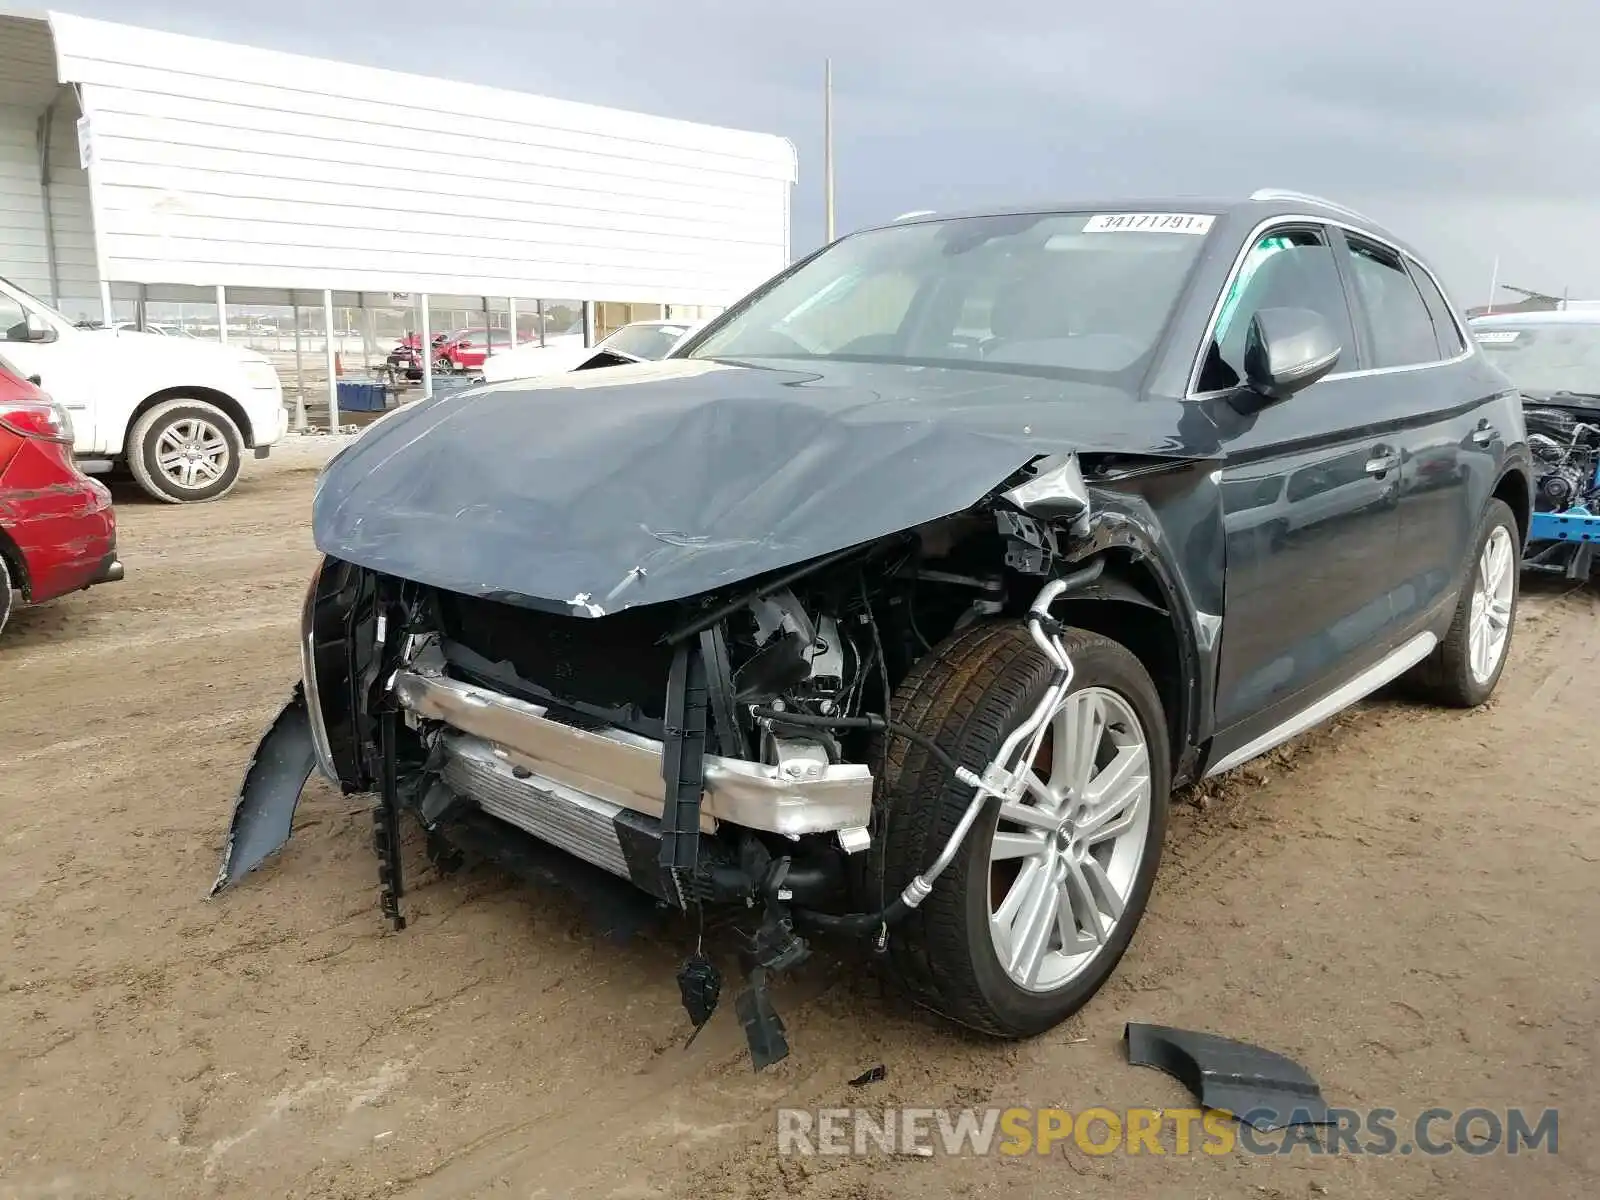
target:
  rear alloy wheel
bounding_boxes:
[873,621,1171,1038]
[1408,498,1520,707]
[127,398,244,504]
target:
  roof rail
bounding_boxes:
[1248,189,1372,222]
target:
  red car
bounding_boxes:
[434,329,536,373]
[0,350,122,638]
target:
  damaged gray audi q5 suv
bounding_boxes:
[216,191,1532,1069]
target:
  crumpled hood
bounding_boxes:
[311,356,1182,614]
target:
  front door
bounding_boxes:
[1196,224,1406,750]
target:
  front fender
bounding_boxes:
[1069,463,1226,765]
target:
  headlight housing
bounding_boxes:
[242,359,280,389]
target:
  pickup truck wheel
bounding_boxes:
[872,621,1170,1039]
[1407,498,1520,707]
[126,399,243,504]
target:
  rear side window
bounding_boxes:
[1343,236,1441,368]
[1406,261,1467,356]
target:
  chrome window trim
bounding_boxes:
[1185,213,1475,401]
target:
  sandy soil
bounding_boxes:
[1,456,1596,1200]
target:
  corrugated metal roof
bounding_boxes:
[6,10,795,304]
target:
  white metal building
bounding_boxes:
[0,8,795,350]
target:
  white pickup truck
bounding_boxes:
[0,274,288,503]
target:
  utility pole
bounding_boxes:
[824,58,835,244]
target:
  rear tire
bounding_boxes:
[126,398,243,504]
[871,621,1171,1038]
[1407,498,1520,707]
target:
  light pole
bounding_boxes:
[824,58,835,244]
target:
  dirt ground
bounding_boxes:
[2,452,1596,1200]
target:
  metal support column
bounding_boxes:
[419,295,432,399]
[507,296,517,351]
[216,284,228,344]
[582,300,596,348]
[323,289,340,431]
[291,303,307,431]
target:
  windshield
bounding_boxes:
[686,211,1214,380]
[1473,322,1600,394]
[602,323,692,360]
[0,273,74,328]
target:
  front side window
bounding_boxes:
[687,211,1214,382]
[1471,322,1600,396]
[1343,237,1441,369]
[1197,227,1356,393]
[0,291,26,342]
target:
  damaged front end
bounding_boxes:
[215,450,1182,1067]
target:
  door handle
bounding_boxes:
[1365,448,1400,475]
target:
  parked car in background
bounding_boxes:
[0,275,288,504]
[478,319,701,384]
[0,349,121,639]
[1469,310,1600,575]
[221,192,1531,1071]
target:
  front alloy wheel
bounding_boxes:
[989,687,1154,992]
[874,621,1170,1038]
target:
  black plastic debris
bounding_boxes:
[210,685,317,896]
[735,968,790,1071]
[849,1064,888,1087]
[1124,1022,1333,1133]
[677,953,722,1048]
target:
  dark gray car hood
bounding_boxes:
[311,357,1192,614]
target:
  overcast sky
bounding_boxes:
[63,0,1600,305]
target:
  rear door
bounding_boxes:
[1199,223,1407,755]
[1333,231,1493,637]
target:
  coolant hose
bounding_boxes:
[753,556,1108,941]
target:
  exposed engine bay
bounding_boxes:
[1524,400,1600,578]
[1527,405,1600,514]
[212,446,1206,1071]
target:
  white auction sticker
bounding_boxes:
[1083,212,1215,235]
[1473,330,1520,343]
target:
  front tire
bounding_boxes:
[1408,498,1520,707]
[126,398,243,504]
[872,621,1171,1039]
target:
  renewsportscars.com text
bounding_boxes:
[776,1106,1560,1159]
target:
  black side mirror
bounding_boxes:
[1232,307,1341,415]
[26,374,41,386]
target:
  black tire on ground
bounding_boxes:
[126,398,244,504]
[871,620,1171,1039]
[0,551,14,639]
[1406,498,1521,708]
